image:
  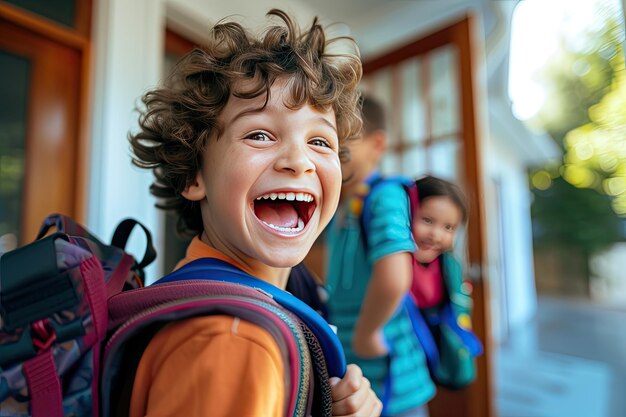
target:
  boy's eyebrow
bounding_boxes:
[229,106,338,133]
[229,107,266,124]
[316,117,338,133]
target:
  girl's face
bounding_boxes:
[412,195,462,264]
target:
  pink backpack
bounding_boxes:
[0,214,344,417]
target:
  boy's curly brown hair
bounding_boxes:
[130,9,362,237]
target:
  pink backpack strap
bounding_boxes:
[406,182,420,217]
[23,350,63,417]
[102,286,306,417]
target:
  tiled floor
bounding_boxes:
[496,296,626,417]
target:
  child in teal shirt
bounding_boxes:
[325,96,435,416]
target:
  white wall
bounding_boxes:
[164,0,323,44]
[485,130,538,338]
[89,0,166,276]
[590,243,626,306]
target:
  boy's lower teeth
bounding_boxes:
[262,218,305,233]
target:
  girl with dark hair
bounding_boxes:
[410,176,469,314]
[410,176,481,390]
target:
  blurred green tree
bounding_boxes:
[528,3,625,293]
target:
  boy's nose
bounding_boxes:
[274,143,315,175]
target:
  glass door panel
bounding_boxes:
[399,57,426,145]
[430,137,462,181]
[0,51,30,254]
[429,44,461,138]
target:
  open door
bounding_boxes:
[360,15,493,417]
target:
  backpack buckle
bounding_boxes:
[31,319,57,352]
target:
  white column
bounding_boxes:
[89,0,165,275]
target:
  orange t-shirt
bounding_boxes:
[129,237,285,417]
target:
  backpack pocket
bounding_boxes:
[424,302,482,389]
[0,234,107,417]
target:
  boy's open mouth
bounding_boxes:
[253,192,316,233]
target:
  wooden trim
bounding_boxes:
[74,0,93,38]
[75,40,92,224]
[363,24,454,74]
[165,27,198,56]
[75,0,93,223]
[389,132,462,155]
[0,3,88,49]
[454,15,494,417]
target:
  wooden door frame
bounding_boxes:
[165,27,197,57]
[363,15,493,417]
[0,1,93,238]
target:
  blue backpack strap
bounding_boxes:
[155,257,346,378]
[403,295,439,371]
[440,303,483,357]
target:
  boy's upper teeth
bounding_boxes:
[256,192,314,202]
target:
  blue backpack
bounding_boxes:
[359,175,483,389]
[0,214,344,417]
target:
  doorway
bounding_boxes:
[361,16,493,417]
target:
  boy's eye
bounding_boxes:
[445,225,455,232]
[309,138,331,148]
[422,217,432,224]
[246,131,272,141]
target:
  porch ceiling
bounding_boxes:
[311,0,468,59]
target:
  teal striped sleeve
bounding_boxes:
[366,182,416,264]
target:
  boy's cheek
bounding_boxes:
[321,164,342,209]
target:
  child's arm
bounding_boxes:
[353,182,415,358]
[352,252,413,357]
[330,364,383,416]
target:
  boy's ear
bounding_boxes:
[181,171,206,201]
[370,129,387,155]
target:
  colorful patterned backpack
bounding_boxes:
[0,214,345,417]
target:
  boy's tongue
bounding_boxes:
[255,201,299,228]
